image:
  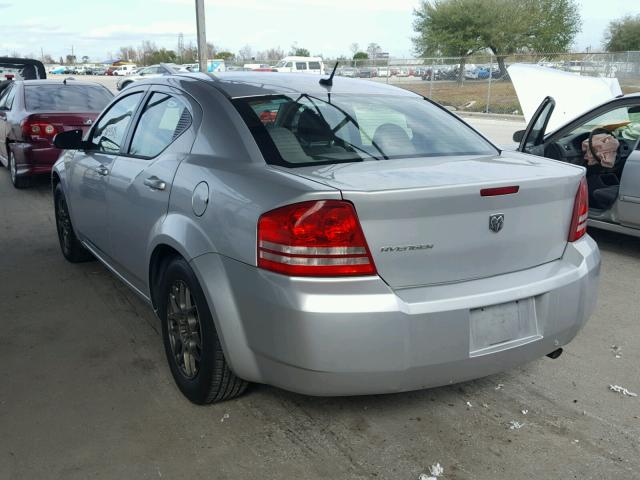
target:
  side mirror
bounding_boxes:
[53,129,84,150]
[512,130,525,143]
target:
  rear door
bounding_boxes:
[105,87,197,292]
[66,89,146,254]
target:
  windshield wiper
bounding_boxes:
[301,94,387,161]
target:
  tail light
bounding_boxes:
[568,176,588,242]
[257,200,376,277]
[21,119,61,140]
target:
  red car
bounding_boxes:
[0,78,113,188]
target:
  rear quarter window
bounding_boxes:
[25,84,113,112]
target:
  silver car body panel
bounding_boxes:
[53,72,600,396]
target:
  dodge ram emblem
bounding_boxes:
[489,214,504,233]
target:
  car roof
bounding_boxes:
[17,79,109,87]
[164,72,420,99]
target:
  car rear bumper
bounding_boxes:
[11,142,61,175]
[191,235,600,396]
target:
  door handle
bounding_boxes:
[95,166,109,176]
[144,176,166,191]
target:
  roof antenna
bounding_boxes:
[319,61,339,87]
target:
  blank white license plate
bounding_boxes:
[469,299,538,355]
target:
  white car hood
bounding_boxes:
[508,64,622,132]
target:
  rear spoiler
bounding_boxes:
[0,57,47,80]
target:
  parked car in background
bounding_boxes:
[116,63,189,90]
[111,64,137,76]
[273,56,324,74]
[51,72,599,404]
[358,67,377,78]
[337,67,358,77]
[0,78,113,187]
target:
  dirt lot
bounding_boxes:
[0,119,639,479]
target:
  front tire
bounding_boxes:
[54,183,94,262]
[158,257,248,404]
[8,149,30,189]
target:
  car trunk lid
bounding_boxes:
[281,152,583,288]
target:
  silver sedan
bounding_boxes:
[51,72,600,404]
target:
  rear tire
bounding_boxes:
[54,183,94,263]
[8,149,30,189]
[158,256,248,404]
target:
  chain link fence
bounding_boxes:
[229,52,640,116]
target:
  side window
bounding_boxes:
[90,92,143,154]
[296,62,307,71]
[309,62,321,70]
[285,62,293,68]
[129,92,192,158]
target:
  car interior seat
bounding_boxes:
[372,123,417,157]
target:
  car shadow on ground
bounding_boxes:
[589,227,640,258]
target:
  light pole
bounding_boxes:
[195,0,208,73]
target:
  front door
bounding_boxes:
[66,90,145,255]
[106,89,195,293]
[517,96,555,156]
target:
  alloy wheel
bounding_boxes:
[55,194,72,253]
[9,152,16,183]
[166,280,202,379]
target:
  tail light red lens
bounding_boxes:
[21,120,60,139]
[257,200,376,277]
[568,176,589,242]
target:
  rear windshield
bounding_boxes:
[233,94,496,167]
[25,84,113,112]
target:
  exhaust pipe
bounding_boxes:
[546,348,563,359]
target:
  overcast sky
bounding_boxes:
[1,0,638,61]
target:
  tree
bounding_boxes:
[42,54,55,64]
[474,0,580,77]
[413,0,581,82]
[147,48,177,64]
[65,54,76,65]
[81,55,89,64]
[59,56,64,65]
[181,42,198,63]
[216,51,235,61]
[366,43,382,59]
[604,14,640,51]
[413,0,485,83]
[350,43,360,56]
[353,51,369,60]
[118,46,137,63]
[206,42,216,58]
[237,45,254,62]
[293,47,310,57]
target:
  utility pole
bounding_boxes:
[195,0,208,74]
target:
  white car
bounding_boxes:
[111,64,137,76]
[273,56,324,74]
